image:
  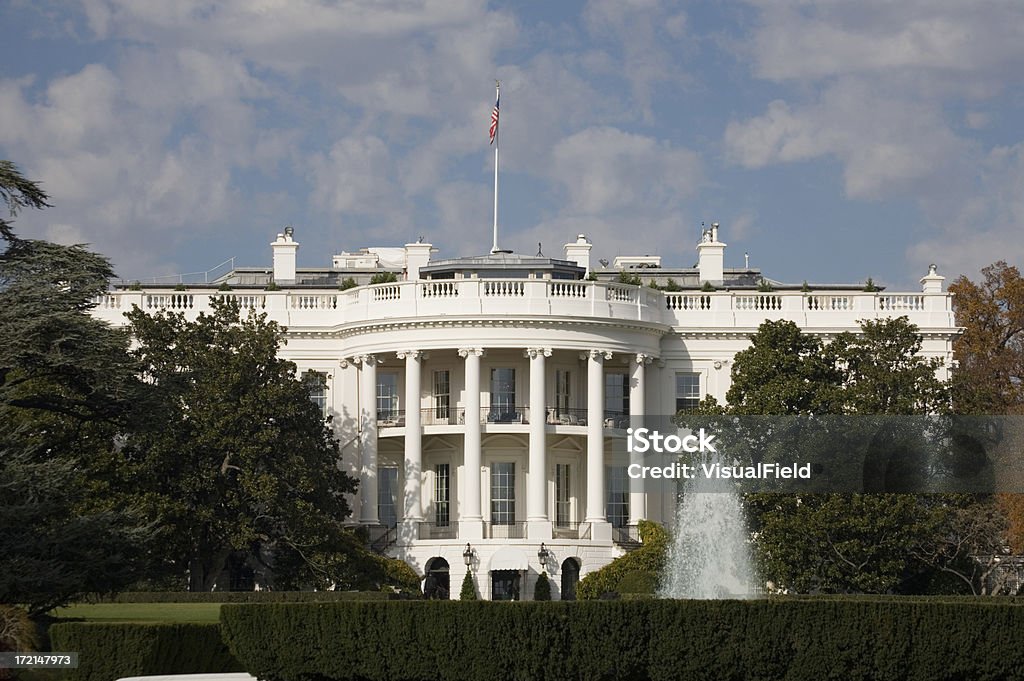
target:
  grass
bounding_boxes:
[51,602,222,623]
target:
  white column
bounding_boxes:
[526,348,551,535]
[585,350,611,529]
[459,348,484,539]
[356,354,379,524]
[399,350,424,522]
[629,354,651,525]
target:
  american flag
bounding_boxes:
[489,91,500,145]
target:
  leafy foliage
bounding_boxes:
[577,520,668,599]
[616,271,642,285]
[220,599,1024,681]
[339,277,358,290]
[119,298,358,590]
[369,272,398,285]
[533,573,551,601]
[50,623,242,681]
[459,572,477,601]
[1,161,154,615]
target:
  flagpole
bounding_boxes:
[491,80,500,254]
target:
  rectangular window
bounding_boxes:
[604,372,629,418]
[555,369,571,417]
[555,463,571,527]
[377,373,399,421]
[378,466,399,529]
[433,370,450,422]
[434,463,450,527]
[303,370,328,417]
[489,368,517,422]
[605,465,629,528]
[490,462,515,525]
[675,373,701,413]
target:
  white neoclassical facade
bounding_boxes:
[91,225,958,600]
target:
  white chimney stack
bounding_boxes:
[564,234,593,275]
[405,239,435,281]
[920,264,945,294]
[271,228,299,284]
[697,222,726,284]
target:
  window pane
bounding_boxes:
[675,373,701,413]
[303,371,328,416]
[555,463,571,527]
[377,373,398,420]
[433,370,450,420]
[378,466,399,528]
[605,465,629,527]
[604,372,629,417]
[555,370,571,416]
[489,368,517,421]
[434,463,450,526]
[490,462,515,525]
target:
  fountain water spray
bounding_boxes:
[659,455,757,599]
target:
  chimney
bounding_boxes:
[405,239,435,281]
[271,227,299,284]
[697,222,725,284]
[920,264,944,294]
[564,234,593,275]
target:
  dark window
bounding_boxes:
[555,463,571,527]
[561,558,580,601]
[433,370,450,420]
[606,465,629,527]
[675,373,701,413]
[604,372,629,417]
[491,570,520,601]
[378,466,399,528]
[377,373,399,420]
[303,370,328,416]
[489,368,517,421]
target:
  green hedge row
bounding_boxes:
[48,623,242,681]
[220,599,1024,681]
[99,590,395,603]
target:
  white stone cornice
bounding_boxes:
[524,347,553,359]
[457,347,485,358]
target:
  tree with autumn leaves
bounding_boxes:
[950,262,1024,557]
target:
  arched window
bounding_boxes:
[424,557,450,600]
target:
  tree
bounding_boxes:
[1,161,154,615]
[948,262,1024,415]
[533,572,551,601]
[119,298,359,591]
[460,571,477,601]
[721,318,994,593]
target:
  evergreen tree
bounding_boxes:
[459,571,477,600]
[533,572,551,601]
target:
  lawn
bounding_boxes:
[52,602,222,623]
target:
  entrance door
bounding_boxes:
[491,570,521,601]
[424,557,450,600]
[561,558,580,601]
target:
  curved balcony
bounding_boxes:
[376,407,631,435]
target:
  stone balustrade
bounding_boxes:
[90,280,953,331]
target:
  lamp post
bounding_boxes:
[463,543,475,570]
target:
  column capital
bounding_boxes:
[524,347,552,359]
[458,347,486,358]
[633,353,655,366]
[581,349,613,361]
[396,350,426,360]
[347,354,378,367]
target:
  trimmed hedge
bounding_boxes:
[220,599,1024,681]
[49,623,242,681]
[577,519,668,599]
[99,590,394,603]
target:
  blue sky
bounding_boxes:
[2,1,1023,289]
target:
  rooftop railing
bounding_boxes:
[91,281,952,330]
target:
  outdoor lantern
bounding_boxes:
[463,543,474,567]
[538,543,551,568]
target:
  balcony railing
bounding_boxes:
[377,407,631,429]
[612,524,641,546]
[484,522,526,539]
[418,522,457,540]
[552,521,592,540]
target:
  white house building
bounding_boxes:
[90,224,958,600]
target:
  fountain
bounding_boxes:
[658,458,757,599]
